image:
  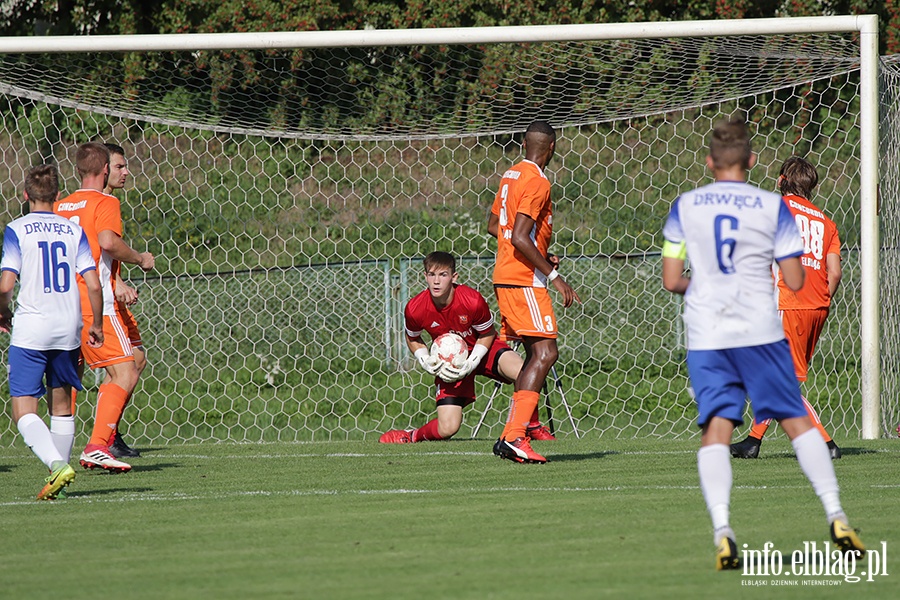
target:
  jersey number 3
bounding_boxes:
[498,184,509,227]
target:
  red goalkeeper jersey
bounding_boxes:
[404,284,494,348]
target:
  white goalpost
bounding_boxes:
[0,16,888,444]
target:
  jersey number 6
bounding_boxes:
[714,214,739,275]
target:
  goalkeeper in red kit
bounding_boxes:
[379,252,555,443]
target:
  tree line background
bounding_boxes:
[3,1,899,51]
[0,1,878,140]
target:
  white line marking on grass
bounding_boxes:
[163,451,488,459]
[162,449,685,460]
[1,483,835,507]
[5,446,899,462]
[358,489,433,494]
[1,476,891,507]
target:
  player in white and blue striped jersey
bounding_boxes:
[661,118,866,569]
[0,164,104,500]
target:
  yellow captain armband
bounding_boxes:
[662,240,687,260]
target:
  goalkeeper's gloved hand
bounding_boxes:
[438,343,488,383]
[414,347,442,376]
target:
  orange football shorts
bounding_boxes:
[81,313,135,369]
[494,285,558,342]
[781,308,829,382]
[116,303,143,348]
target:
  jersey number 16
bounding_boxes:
[37,241,71,293]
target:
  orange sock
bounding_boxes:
[501,390,540,441]
[89,382,129,447]
[748,418,772,440]
[70,387,77,415]
[801,395,832,443]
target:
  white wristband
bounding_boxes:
[547,269,559,282]
[414,347,430,361]
[467,343,489,366]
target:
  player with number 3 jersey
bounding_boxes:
[488,121,579,464]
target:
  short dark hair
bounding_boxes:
[709,118,752,170]
[779,156,818,199]
[75,142,110,178]
[24,164,59,204]
[104,142,126,157]
[526,120,556,138]
[423,251,456,274]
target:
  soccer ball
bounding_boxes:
[431,333,468,368]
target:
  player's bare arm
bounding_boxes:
[82,269,105,347]
[511,213,580,307]
[661,257,690,295]
[490,211,557,268]
[471,328,496,354]
[406,334,428,355]
[487,212,499,238]
[777,256,805,292]
[826,253,842,297]
[115,273,139,306]
[0,270,16,332]
[97,229,154,271]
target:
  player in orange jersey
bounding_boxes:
[100,142,144,459]
[54,142,154,472]
[487,120,580,464]
[731,156,843,460]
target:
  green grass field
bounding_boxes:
[1,437,896,599]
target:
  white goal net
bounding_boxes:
[0,17,890,445]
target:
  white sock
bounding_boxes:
[17,413,65,469]
[50,415,76,462]
[698,444,733,544]
[792,428,844,521]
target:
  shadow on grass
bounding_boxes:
[750,446,879,460]
[546,451,619,462]
[65,486,154,498]
[121,446,165,456]
[834,447,880,457]
[74,462,181,474]
[128,462,181,473]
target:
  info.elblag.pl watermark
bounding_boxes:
[740,541,888,586]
